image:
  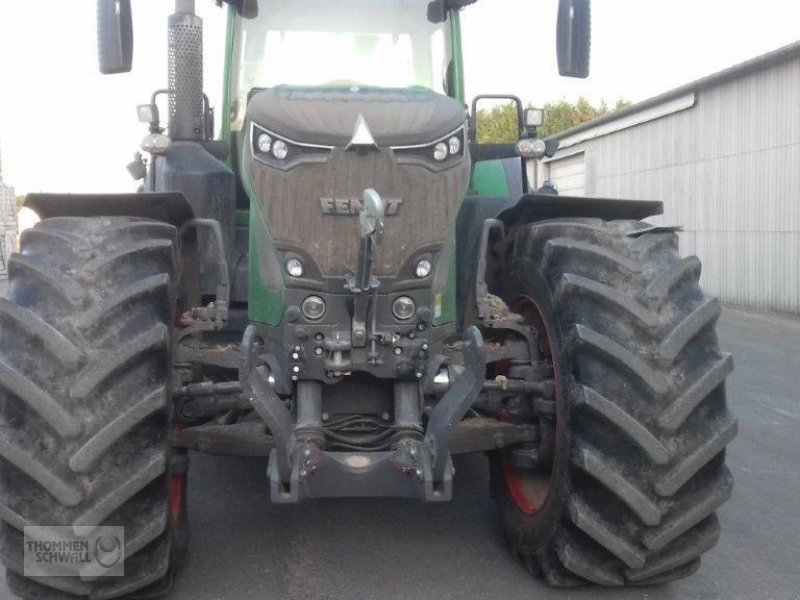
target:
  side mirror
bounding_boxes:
[427,0,478,24]
[470,95,524,144]
[97,0,133,74]
[219,0,259,19]
[427,1,448,24]
[556,0,591,79]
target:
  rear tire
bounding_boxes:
[0,217,188,599]
[492,219,735,586]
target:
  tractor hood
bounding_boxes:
[247,86,467,147]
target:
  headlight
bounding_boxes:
[415,259,432,279]
[272,140,289,160]
[525,107,545,128]
[286,258,303,278]
[251,123,333,169]
[392,296,416,321]
[257,133,272,154]
[301,296,326,320]
[516,138,548,159]
[448,136,461,155]
[392,125,466,170]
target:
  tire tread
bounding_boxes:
[0,217,181,599]
[496,218,735,587]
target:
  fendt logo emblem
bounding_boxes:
[320,198,403,216]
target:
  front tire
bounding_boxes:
[492,219,735,586]
[0,217,188,599]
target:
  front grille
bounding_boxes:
[248,147,469,277]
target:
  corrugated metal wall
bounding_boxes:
[0,183,16,280]
[548,56,800,314]
[549,152,586,196]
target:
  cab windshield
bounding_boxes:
[230,0,451,129]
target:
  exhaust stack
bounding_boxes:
[168,0,204,140]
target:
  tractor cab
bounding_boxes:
[225,0,569,200]
[228,0,455,130]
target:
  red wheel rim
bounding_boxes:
[169,472,187,523]
[501,295,560,515]
[169,424,187,523]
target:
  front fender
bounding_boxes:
[497,194,663,227]
[24,192,195,227]
[455,194,664,329]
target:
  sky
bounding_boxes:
[0,0,799,195]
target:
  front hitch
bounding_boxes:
[240,325,487,503]
[424,326,486,487]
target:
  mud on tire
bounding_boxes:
[492,219,736,586]
[0,217,187,599]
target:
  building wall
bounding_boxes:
[545,56,800,315]
[0,182,17,280]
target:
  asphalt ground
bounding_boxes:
[2,306,799,599]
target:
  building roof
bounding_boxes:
[549,39,800,141]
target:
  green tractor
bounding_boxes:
[0,0,736,596]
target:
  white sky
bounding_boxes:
[0,0,798,195]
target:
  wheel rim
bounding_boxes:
[169,472,187,523]
[501,295,561,515]
[170,424,188,523]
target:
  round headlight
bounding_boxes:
[272,139,289,160]
[301,296,326,320]
[516,138,547,159]
[415,259,432,279]
[257,133,272,154]
[448,136,461,155]
[286,258,303,278]
[433,142,448,162]
[392,296,416,321]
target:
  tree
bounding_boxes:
[538,97,631,138]
[475,97,632,143]
[475,102,521,144]
[15,195,26,212]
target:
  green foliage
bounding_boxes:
[475,102,520,144]
[538,97,631,138]
[15,195,26,211]
[475,97,632,143]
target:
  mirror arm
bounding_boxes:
[470,143,520,162]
